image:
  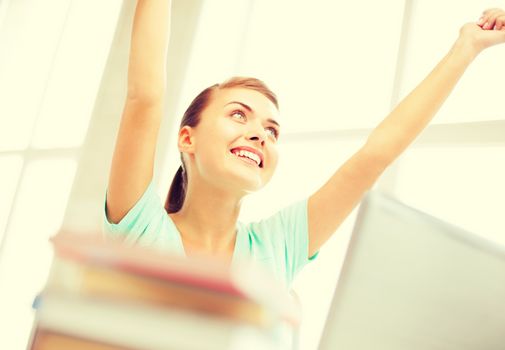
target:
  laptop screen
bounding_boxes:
[317,192,505,350]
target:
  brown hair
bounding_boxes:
[164,76,278,213]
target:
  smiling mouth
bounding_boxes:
[229,150,263,168]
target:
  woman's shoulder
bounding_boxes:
[102,180,184,255]
[246,198,308,228]
[240,197,309,241]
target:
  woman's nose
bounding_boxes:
[246,128,266,146]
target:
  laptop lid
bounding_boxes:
[317,191,505,350]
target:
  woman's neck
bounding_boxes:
[168,180,243,257]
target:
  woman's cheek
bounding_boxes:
[267,148,279,171]
[221,118,242,134]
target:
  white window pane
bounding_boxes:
[394,145,505,246]
[239,0,405,132]
[0,0,70,151]
[0,155,23,241]
[400,0,505,124]
[31,0,123,149]
[0,158,76,350]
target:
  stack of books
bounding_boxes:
[27,233,300,350]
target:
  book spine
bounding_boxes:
[30,328,124,350]
[46,259,277,328]
[35,293,277,350]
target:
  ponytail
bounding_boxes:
[165,165,187,213]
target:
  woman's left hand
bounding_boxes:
[459,8,505,54]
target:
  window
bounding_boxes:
[0,1,122,348]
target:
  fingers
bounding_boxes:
[478,8,505,30]
[496,14,505,30]
[478,8,498,29]
[489,10,505,30]
[495,18,505,30]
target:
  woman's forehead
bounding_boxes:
[214,88,279,116]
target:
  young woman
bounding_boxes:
[104,0,505,290]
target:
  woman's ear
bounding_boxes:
[178,126,195,154]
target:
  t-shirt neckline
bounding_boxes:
[166,215,245,264]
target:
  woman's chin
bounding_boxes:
[236,177,264,193]
[213,161,270,193]
[227,171,265,193]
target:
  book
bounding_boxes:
[28,232,299,349]
[31,292,279,350]
[31,329,125,350]
[45,259,278,327]
[49,232,300,325]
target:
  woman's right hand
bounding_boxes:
[458,8,505,55]
[478,8,505,30]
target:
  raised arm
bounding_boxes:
[307,9,505,257]
[106,0,172,224]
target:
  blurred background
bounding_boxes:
[0,0,504,349]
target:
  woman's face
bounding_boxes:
[182,87,281,195]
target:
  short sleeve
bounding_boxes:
[275,198,319,279]
[246,198,319,286]
[102,181,168,245]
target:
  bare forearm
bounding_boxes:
[366,37,477,163]
[127,0,172,99]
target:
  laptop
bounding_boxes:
[317,191,505,350]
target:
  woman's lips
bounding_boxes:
[230,151,261,168]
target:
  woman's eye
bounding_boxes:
[266,127,279,140]
[231,110,278,140]
[231,110,246,121]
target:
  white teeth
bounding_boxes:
[232,149,261,166]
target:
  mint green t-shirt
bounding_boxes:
[103,181,317,288]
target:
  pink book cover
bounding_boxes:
[49,232,299,324]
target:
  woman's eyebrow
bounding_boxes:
[225,101,281,128]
